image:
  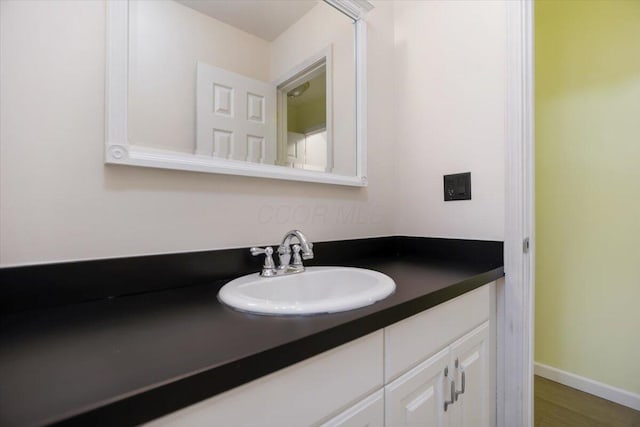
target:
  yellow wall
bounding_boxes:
[287,95,326,134]
[535,0,640,394]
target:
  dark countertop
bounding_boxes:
[0,238,504,427]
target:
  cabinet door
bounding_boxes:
[385,347,451,427]
[320,390,384,427]
[449,321,490,427]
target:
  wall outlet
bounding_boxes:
[443,172,471,201]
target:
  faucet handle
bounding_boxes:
[250,246,276,277]
[250,246,271,256]
[291,244,302,266]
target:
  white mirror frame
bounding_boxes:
[105,0,373,187]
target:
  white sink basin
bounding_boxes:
[218,267,396,315]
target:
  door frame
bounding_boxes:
[501,0,534,426]
[274,48,334,172]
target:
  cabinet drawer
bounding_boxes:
[145,331,383,427]
[384,283,492,382]
[320,389,384,427]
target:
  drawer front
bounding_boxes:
[319,389,384,427]
[384,283,492,382]
[145,331,383,427]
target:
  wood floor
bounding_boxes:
[535,376,640,427]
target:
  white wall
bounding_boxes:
[0,0,396,266]
[0,0,506,267]
[392,0,506,241]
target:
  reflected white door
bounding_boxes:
[287,131,305,167]
[196,62,276,164]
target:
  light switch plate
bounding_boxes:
[444,172,471,201]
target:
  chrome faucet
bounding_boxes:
[278,230,314,271]
[250,230,314,277]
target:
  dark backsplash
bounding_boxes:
[0,236,503,314]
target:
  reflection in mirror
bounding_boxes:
[278,57,330,172]
[127,0,356,176]
[285,69,329,172]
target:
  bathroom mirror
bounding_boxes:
[105,0,373,186]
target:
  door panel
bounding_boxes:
[450,322,490,427]
[386,347,451,427]
[196,62,276,164]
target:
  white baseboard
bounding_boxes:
[534,362,640,411]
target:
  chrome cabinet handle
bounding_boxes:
[444,366,455,412]
[455,358,466,400]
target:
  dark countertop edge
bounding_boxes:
[47,266,504,427]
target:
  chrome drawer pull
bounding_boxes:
[444,366,455,411]
[455,358,466,401]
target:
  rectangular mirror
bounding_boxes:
[106,0,373,186]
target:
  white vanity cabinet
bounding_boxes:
[385,346,452,426]
[144,331,385,427]
[449,322,491,427]
[145,283,495,427]
[385,322,490,427]
[384,285,493,427]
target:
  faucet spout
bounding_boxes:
[280,229,313,259]
[278,230,314,272]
